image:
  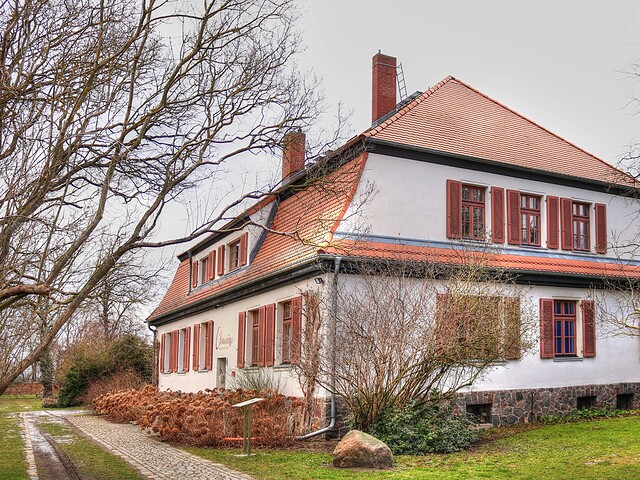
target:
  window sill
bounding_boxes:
[553,357,583,362]
[273,364,293,371]
[177,371,187,375]
[197,369,211,373]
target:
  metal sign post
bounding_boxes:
[232,398,265,455]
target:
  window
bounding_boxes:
[228,239,241,271]
[160,330,180,373]
[520,194,541,246]
[193,321,213,371]
[553,300,576,356]
[250,310,260,366]
[281,301,293,364]
[461,185,485,240]
[162,333,171,373]
[577,396,596,410]
[435,294,521,360]
[572,202,590,251]
[616,393,634,410]
[178,329,185,372]
[199,257,209,285]
[467,403,492,424]
[540,299,595,359]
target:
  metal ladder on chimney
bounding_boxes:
[397,63,408,102]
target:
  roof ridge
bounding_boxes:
[364,75,455,137]
[451,77,631,182]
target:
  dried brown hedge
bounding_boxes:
[93,386,305,447]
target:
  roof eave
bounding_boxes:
[365,137,638,195]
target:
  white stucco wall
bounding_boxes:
[335,273,640,392]
[156,276,328,397]
[339,153,639,257]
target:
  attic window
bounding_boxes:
[199,257,209,285]
[228,239,241,271]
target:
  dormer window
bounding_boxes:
[197,257,207,284]
[228,239,241,271]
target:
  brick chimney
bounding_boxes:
[372,51,397,124]
[282,130,306,180]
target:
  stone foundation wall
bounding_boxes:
[458,382,640,426]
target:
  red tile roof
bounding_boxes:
[366,77,633,186]
[148,154,367,322]
[149,76,638,323]
[325,239,640,279]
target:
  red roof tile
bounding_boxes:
[366,77,633,186]
[148,154,367,321]
[325,239,640,279]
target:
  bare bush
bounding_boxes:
[94,386,306,446]
[0,0,333,393]
[311,248,536,431]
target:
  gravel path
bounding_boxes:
[52,411,255,480]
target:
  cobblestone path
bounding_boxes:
[56,411,255,480]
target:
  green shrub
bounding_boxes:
[539,407,640,424]
[57,334,152,407]
[369,402,479,454]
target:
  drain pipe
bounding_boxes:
[147,323,158,386]
[297,256,342,440]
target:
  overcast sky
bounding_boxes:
[156,0,640,269]
[297,0,640,165]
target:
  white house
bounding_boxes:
[147,52,640,427]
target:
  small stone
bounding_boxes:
[332,430,393,469]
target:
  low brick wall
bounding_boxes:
[458,382,640,426]
[3,382,60,396]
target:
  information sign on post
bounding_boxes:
[232,397,265,455]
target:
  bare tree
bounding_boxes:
[0,0,333,393]
[306,248,536,431]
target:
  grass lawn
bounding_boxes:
[0,394,44,413]
[185,416,640,480]
[37,417,144,480]
[0,413,29,480]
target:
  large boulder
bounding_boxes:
[332,430,393,469]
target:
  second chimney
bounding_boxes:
[282,130,306,181]
[372,51,397,124]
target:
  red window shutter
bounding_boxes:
[237,312,246,369]
[257,306,266,367]
[547,196,560,249]
[582,300,596,358]
[560,198,573,250]
[207,251,216,280]
[491,187,505,243]
[217,245,225,276]
[204,320,213,370]
[506,189,521,245]
[191,261,198,288]
[160,333,166,373]
[446,180,462,239]
[595,203,607,254]
[539,299,554,359]
[504,297,521,360]
[192,324,200,370]
[291,296,302,364]
[265,304,276,367]
[184,326,191,372]
[239,232,249,266]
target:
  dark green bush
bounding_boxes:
[57,334,152,407]
[369,402,478,454]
